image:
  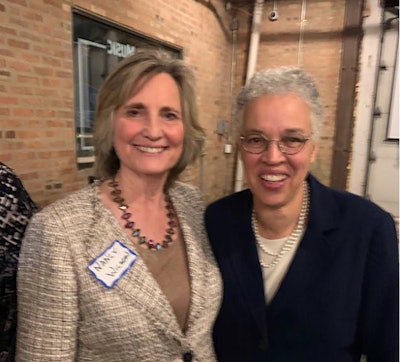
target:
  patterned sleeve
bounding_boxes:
[0,162,39,359]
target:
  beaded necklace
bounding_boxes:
[252,182,309,268]
[108,179,177,251]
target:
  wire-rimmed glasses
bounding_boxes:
[239,133,311,155]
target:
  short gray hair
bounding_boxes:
[237,67,323,140]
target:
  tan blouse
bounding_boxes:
[136,231,190,332]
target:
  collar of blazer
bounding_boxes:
[83,182,215,340]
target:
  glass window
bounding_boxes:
[72,11,182,166]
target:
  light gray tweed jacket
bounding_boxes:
[16,182,222,362]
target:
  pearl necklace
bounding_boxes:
[108,179,177,251]
[252,182,309,268]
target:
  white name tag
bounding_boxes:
[88,240,138,289]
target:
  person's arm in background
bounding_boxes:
[0,162,39,360]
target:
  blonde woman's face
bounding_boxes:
[112,73,184,181]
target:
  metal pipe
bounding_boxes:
[234,0,265,191]
[297,0,307,66]
[246,0,265,83]
[362,7,385,197]
[225,16,239,194]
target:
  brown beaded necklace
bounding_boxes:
[108,179,177,251]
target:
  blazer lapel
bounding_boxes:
[226,192,268,341]
[268,175,341,311]
[85,186,182,339]
[169,186,215,337]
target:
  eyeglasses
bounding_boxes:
[239,133,311,155]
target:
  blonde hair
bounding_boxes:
[93,48,204,188]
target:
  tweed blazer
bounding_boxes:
[16,182,222,362]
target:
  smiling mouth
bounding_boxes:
[260,174,287,182]
[135,145,166,153]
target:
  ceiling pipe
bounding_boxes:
[234,0,265,191]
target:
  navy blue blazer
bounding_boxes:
[205,174,399,362]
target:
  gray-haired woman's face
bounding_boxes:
[240,93,318,209]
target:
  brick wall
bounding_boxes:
[0,0,346,207]
[0,0,234,206]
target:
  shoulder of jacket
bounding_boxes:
[36,185,94,220]
[309,174,394,229]
[207,189,251,210]
[170,181,202,200]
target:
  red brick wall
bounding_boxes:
[0,0,346,207]
[1,0,233,206]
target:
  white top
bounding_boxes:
[257,230,304,304]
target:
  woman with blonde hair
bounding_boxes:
[17,48,221,362]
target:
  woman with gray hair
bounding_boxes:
[205,67,398,361]
[17,48,222,361]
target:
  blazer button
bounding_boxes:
[182,351,193,362]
